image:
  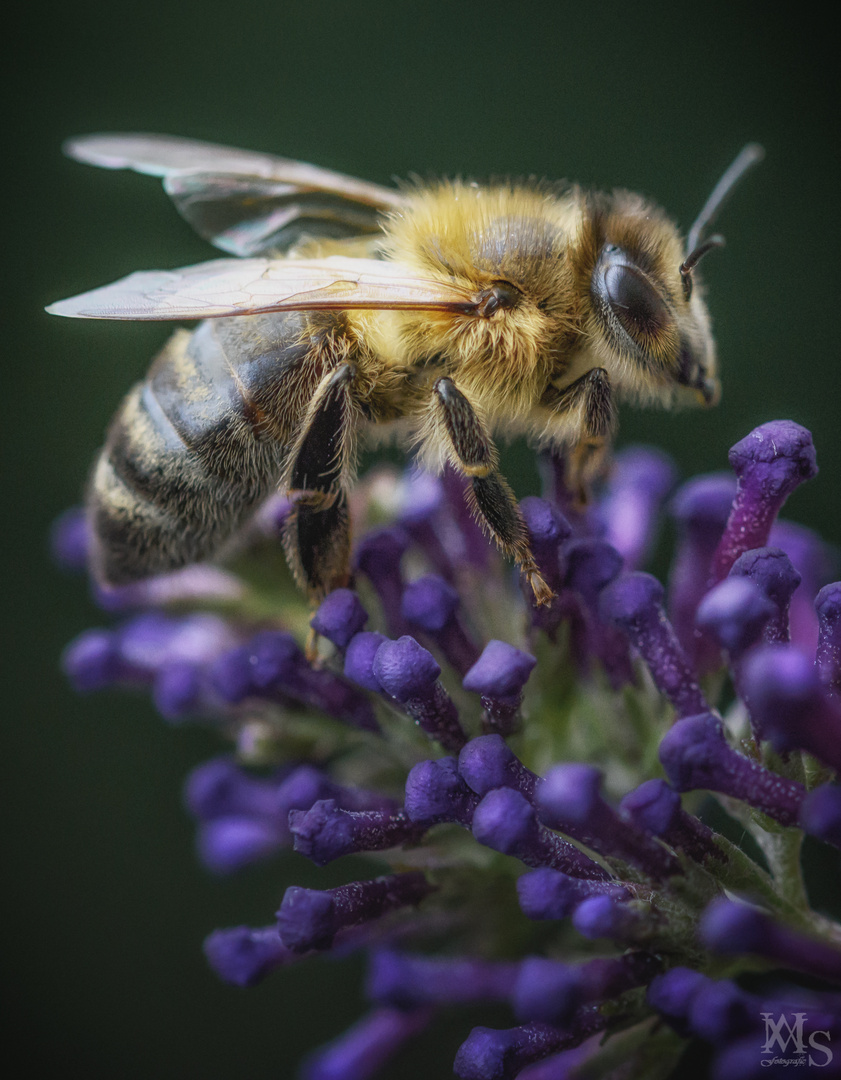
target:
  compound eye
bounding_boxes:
[602,261,669,340]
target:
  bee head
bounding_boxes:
[588,227,719,409]
[586,145,762,409]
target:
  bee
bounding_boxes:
[48,135,762,605]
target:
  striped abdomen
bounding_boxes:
[88,311,320,584]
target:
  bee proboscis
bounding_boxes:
[48,134,762,604]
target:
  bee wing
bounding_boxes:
[64,133,405,257]
[46,256,480,321]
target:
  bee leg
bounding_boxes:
[283,363,357,603]
[432,377,553,606]
[544,368,615,506]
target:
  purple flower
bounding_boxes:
[94,564,245,612]
[516,868,631,921]
[289,800,424,866]
[203,925,297,987]
[537,764,680,878]
[367,950,517,1008]
[800,784,841,848]
[472,787,610,879]
[251,492,293,538]
[62,628,120,691]
[372,635,467,750]
[513,953,660,1025]
[458,735,538,801]
[729,546,801,643]
[63,612,238,710]
[563,539,633,685]
[770,520,838,650]
[600,572,708,717]
[401,573,480,676]
[520,496,571,592]
[404,756,479,826]
[454,1011,608,1080]
[311,589,369,650]
[694,576,775,660]
[619,778,724,864]
[686,978,754,1042]
[816,582,841,694]
[711,421,818,583]
[211,630,379,732]
[343,631,389,691]
[58,414,841,1080]
[50,505,90,571]
[300,1007,432,1080]
[647,967,710,1037]
[440,466,496,568]
[659,712,806,826]
[701,898,841,985]
[462,643,537,736]
[354,527,411,637]
[395,467,460,578]
[184,757,288,821]
[153,660,205,719]
[596,445,677,569]
[740,644,841,770]
[185,760,396,872]
[277,872,433,952]
[667,473,737,671]
[198,816,285,874]
[570,895,646,943]
[520,496,571,634]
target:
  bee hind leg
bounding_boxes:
[283,363,357,607]
[431,377,553,606]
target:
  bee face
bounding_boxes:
[581,194,719,408]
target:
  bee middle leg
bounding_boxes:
[543,367,616,506]
[431,376,554,606]
[283,363,358,601]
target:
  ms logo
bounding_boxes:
[761,1012,833,1068]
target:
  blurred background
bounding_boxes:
[5,2,838,1076]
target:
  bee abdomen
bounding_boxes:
[89,314,316,585]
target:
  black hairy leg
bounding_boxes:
[543,367,615,506]
[284,363,357,601]
[284,492,351,597]
[432,377,553,606]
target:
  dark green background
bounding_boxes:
[5,3,838,1077]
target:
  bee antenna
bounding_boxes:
[686,142,765,256]
[680,143,764,299]
[680,234,725,298]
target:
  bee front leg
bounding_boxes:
[284,363,358,603]
[542,367,616,506]
[431,377,554,606]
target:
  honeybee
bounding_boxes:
[48,135,762,605]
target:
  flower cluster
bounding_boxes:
[56,419,841,1079]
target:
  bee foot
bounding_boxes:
[528,571,556,608]
[305,627,321,664]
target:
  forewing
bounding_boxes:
[64,133,406,256]
[46,256,479,321]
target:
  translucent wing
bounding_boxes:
[46,256,480,321]
[64,133,406,257]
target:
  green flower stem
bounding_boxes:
[710,831,811,929]
[751,824,809,910]
[575,1018,685,1080]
